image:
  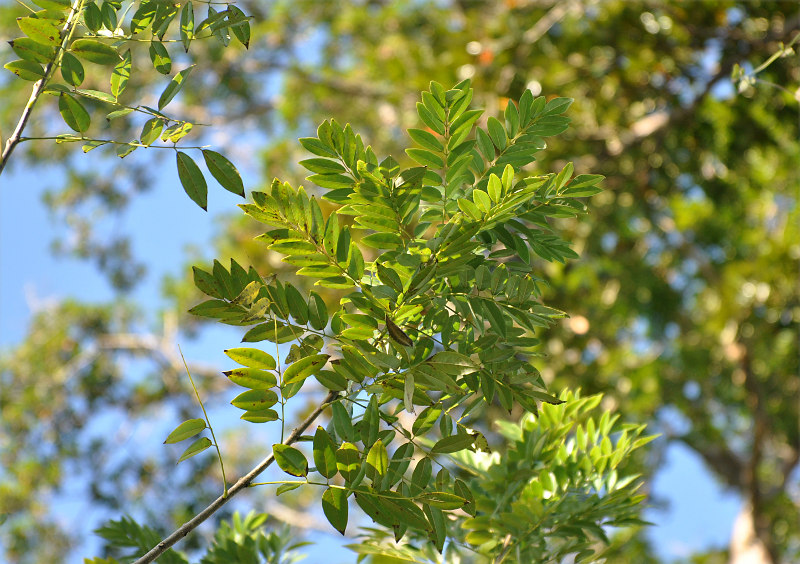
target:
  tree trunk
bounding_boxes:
[729,503,774,564]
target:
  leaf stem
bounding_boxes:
[178,346,227,496]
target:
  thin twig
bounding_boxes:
[0,0,86,178]
[178,345,228,496]
[131,390,339,564]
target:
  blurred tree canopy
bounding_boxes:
[1,1,798,563]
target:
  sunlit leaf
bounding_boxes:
[164,418,206,444]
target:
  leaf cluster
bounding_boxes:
[183,80,625,554]
[5,0,250,207]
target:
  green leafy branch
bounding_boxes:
[2,0,250,209]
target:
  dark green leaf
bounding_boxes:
[322,487,348,535]
[149,41,171,74]
[227,5,250,48]
[58,93,90,132]
[82,2,102,31]
[70,39,120,65]
[430,433,475,454]
[313,426,338,479]
[158,64,194,110]
[202,150,245,198]
[272,444,308,477]
[179,1,194,52]
[176,151,207,211]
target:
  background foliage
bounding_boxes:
[1,1,798,563]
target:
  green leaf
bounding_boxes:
[276,482,302,496]
[164,418,206,444]
[419,491,467,510]
[224,348,276,370]
[412,406,441,436]
[82,140,105,153]
[9,38,55,64]
[116,143,137,158]
[34,0,70,10]
[106,107,133,121]
[406,148,444,169]
[158,64,195,110]
[336,442,360,482]
[4,60,45,81]
[176,151,207,211]
[299,137,337,158]
[416,102,444,135]
[224,367,277,390]
[100,2,117,31]
[70,39,120,65]
[332,402,355,442]
[454,479,476,516]
[273,444,308,477]
[240,408,279,423]
[361,232,403,250]
[300,158,346,174]
[202,150,245,198]
[58,93,90,132]
[179,1,194,52]
[408,128,444,152]
[110,49,131,98]
[430,433,475,454]
[17,16,61,46]
[308,292,328,330]
[227,5,250,48]
[140,118,163,146]
[177,437,212,463]
[283,354,330,385]
[562,174,604,197]
[410,457,432,495]
[487,116,507,150]
[83,2,102,32]
[365,440,389,486]
[313,426,338,479]
[322,487,348,535]
[130,1,156,33]
[230,389,278,411]
[149,41,171,74]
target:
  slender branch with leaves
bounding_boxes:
[3,3,652,562]
[2,0,250,209]
[137,80,652,564]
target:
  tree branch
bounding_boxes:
[132,390,339,564]
[0,0,86,178]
